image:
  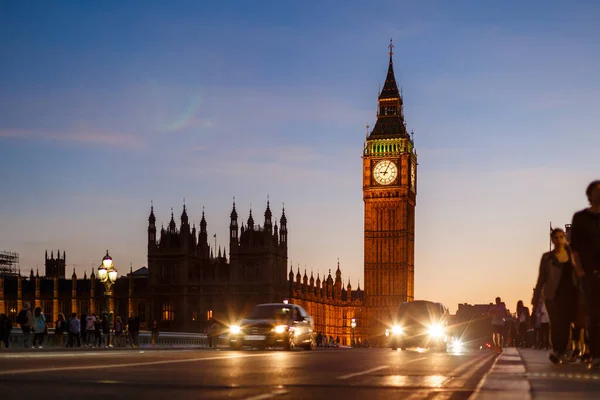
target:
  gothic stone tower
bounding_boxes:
[363,41,417,341]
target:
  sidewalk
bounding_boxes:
[471,348,600,399]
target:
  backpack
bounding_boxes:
[17,309,27,326]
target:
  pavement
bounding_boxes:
[0,346,598,399]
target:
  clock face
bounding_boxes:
[373,160,398,185]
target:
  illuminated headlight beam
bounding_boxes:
[230,325,241,334]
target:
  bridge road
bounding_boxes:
[0,348,496,400]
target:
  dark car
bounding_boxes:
[386,300,453,351]
[229,303,315,351]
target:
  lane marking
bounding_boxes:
[0,352,289,376]
[245,389,289,400]
[447,353,494,379]
[337,356,427,380]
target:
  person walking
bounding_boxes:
[533,228,579,364]
[570,180,600,369]
[516,301,531,348]
[489,297,507,353]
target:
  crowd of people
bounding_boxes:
[490,180,600,369]
[0,303,155,350]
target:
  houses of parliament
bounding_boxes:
[0,42,417,346]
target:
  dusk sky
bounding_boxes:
[1,1,599,313]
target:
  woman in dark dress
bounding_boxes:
[533,228,580,364]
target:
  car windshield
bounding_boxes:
[246,305,294,320]
[397,302,444,325]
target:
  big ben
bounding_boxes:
[363,40,417,341]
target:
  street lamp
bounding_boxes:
[351,318,357,348]
[98,250,118,326]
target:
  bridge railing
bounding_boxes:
[5,328,229,349]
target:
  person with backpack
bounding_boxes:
[17,302,34,348]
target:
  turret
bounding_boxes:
[247,209,254,231]
[198,209,209,259]
[168,209,177,234]
[295,267,301,286]
[334,260,342,299]
[148,203,157,246]
[288,264,294,283]
[264,199,272,233]
[279,206,287,244]
[230,199,239,244]
[303,269,308,291]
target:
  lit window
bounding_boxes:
[161,303,174,321]
[206,310,213,320]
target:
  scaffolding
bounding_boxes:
[0,250,19,276]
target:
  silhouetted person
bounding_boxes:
[533,228,579,364]
[0,313,12,349]
[489,297,507,353]
[516,301,530,347]
[571,180,600,369]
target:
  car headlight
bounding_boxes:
[428,324,444,337]
[391,325,404,335]
[274,325,287,334]
[230,325,241,335]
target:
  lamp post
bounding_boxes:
[351,318,356,348]
[98,250,118,327]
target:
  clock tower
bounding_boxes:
[363,40,417,341]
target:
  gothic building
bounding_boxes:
[362,40,417,342]
[0,259,148,326]
[146,200,288,332]
[286,262,365,346]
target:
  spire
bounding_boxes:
[369,38,409,139]
[148,202,156,224]
[168,208,176,233]
[90,268,95,279]
[247,208,254,229]
[347,278,352,290]
[230,197,238,220]
[51,250,54,259]
[200,207,207,233]
[181,201,189,225]
[288,264,294,281]
[45,250,48,260]
[264,197,272,230]
[72,267,77,279]
[310,270,315,286]
[280,205,287,225]
[379,38,400,100]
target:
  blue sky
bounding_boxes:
[1,1,599,312]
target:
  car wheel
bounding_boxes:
[284,334,295,351]
[303,336,316,351]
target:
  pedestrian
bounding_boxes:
[114,316,123,347]
[570,180,600,369]
[488,297,507,353]
[533,228,579,364]
[68,313,81,348]
[32,307,46,348]
[536,300,550,350]
[101,314,110,347]
[0,313,12,350]
[86,313,96,347]
[55,313,66,347]
[16,302,34,348]
[151,320,159,348]
[516,301,531,348]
